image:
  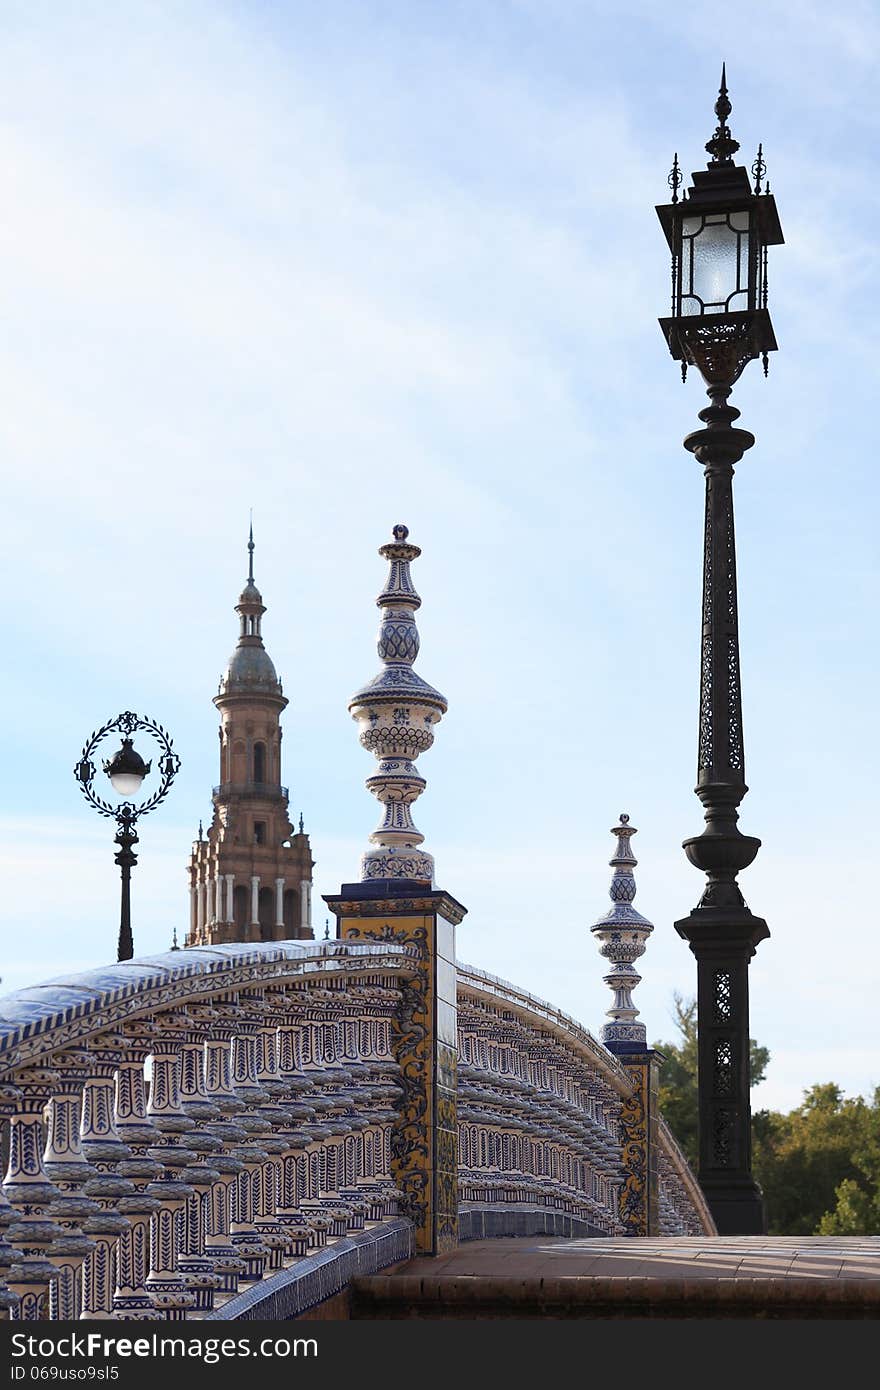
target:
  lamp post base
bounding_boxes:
[675,904,769,1236]
[700,1177,766,1236]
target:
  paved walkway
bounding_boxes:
[353,1236,880,1318]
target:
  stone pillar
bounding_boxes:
[324,523,466,1256]
[615,1051,663,1237]
[225,875,235,923]
[275,878,285,929]
[189,886,196,938]
[250,876,260,927]
[591,815,661,1236]
[197,882,206,934]
[325,883,464,1255]
[300,880,311,935]
[206,877,214,926]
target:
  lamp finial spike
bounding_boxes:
[706,64,739,165]
[752,142,766,195]
[247,513,255,584]
[668,151,681,203]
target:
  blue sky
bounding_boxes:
[0,1,877,1113]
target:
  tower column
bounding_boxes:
[197,881,206,933]
[275,878,284,929]
[216,870,225,925]
[300,880,311,936]
[250,876,260,926]
[225,874,234,923]
[189,886,196,937]
[206,877,214,925]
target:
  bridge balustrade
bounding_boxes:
[0,942,416,1321]
[456,965,714,1241]
[0,943,713,1322]
[457,992,625,1238]
[657,1118,715,1236]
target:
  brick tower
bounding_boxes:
[186,528,314,945]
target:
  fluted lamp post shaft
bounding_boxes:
[656,70,783,1235]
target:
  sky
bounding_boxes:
[0,0,877,1115]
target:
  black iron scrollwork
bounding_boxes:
[74,711,181,961]
[74,711,181,824]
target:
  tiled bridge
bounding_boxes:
[0,939,710,1322]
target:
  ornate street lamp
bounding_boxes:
[74,711,181,962]
[656,69,783,1235]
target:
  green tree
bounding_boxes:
[652,992,769,1170]
[819,1086,880,1234]
[754,1083,880,1235]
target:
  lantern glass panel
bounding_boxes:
[681,211,752,316]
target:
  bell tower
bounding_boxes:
[186,527,314,944]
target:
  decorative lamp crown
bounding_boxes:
[103,738,151,797]
[656,68,784,386]
[590,814,654,1053]
[348,524,447,884]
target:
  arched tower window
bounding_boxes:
[253,742,266,784]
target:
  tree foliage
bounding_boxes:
[754,1084,880,1235]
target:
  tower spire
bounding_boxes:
[348,523,447,883]
[590,813,654,1051]
[216,525,282,700]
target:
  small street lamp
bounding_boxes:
[74,711,181,962]
[656,69,783,1235]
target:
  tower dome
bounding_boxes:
[220,643,280,694]
[237,578,263,606]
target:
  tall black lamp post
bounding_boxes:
[75,711,181,962]
[656,70,783,1235]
